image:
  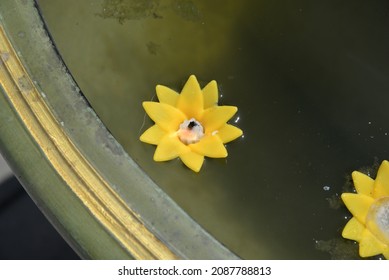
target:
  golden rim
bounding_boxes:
[0,25,178,260]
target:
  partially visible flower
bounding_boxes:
[140,75,242,172]
[341,160,389,259]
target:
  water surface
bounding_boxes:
[37,0,389,259]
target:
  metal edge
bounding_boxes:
[0,24,178,260]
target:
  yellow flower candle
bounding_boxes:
[341,160,389,259]
[140,75,243,172]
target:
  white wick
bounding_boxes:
[177,118,204,145]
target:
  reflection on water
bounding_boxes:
[36,0,389,259]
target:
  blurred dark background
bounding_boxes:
[0,154,79,260]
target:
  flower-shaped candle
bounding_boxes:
[341,160,389,259]
[140,75,243,172]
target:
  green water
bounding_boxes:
[36,0,389,259]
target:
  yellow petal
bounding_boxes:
[217,124,243,143]
[201,106,238,134]
[143,101,186,132]
[342,217,365,241]
[180,151,204,172]
[359,229,386,257]
[341,193,374,224]
[154,134,190,161]
[156,85,179,106]
[139,125,166,145]
[202,80,218,109]
[189,135,227,158]
[383,249,389,260]
[373,160,389,198]
[176,75,204,120]
[352,171,374,196]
